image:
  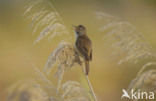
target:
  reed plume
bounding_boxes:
[96,11,156,101]
[43,42,81,92]
[23,0,69,44]
[43,42,97,101]
[96,11,156,65]
[6,68,91,101]
[21,0,98,100]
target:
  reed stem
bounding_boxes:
[82,64,98,101]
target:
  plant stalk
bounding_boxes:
[82,64,98,101]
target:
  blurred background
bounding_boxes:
[0,0,156,101]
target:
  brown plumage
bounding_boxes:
[74,25,92,75]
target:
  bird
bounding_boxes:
[73,25,92,75]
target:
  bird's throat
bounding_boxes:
[75,31,86,39]
[75,32,79,38]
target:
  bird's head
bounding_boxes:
[73,25,86,36]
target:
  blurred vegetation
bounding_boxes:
[0,0,156,101]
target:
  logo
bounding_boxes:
[121,89,155,100]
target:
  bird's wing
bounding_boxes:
[76,36,92,61]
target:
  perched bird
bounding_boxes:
[73,25,92,75]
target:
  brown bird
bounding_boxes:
[73,25,92,75]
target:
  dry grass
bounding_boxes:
[96,11,156,65]
[44,42,81,75]
[23,0,69,44]
[96,11,156,100]
[19,0,97,100]
[43,42,81,92]
[5,41,94,101]
[6,80,49,101]
[42,42,97,101]
[6,78,91,101]
[5,1,156,101]
[128,70,156,93]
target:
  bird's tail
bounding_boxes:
[85,60,89,75]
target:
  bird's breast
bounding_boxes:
[74,31,79,38]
